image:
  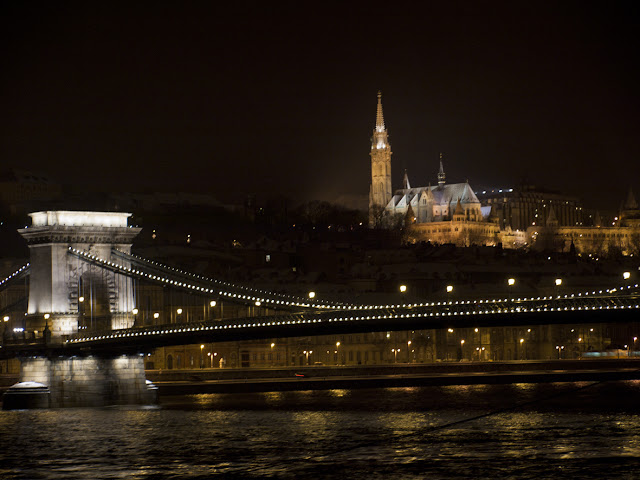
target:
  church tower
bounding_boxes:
[369,91,393,225]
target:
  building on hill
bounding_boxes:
[475,185,584,231]
[528,188,640,256]
[367,93,499,247]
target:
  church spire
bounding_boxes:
[372,91,389,150]
[438,153,446,187]
[403,169,410,190]
[369,91,393,226]
[376,90,385,132]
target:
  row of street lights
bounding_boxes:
[398,271,633,296]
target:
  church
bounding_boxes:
[368,92,500,246]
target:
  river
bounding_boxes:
[1,380,639,479]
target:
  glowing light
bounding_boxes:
[399,285,407,293]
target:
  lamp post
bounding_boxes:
[508,278,515,302]
[519,338,525,360]
[407,340,412,363]
[303,350,313,365]
[460,339,465,360]
[555,345,564,359]
[336,342,340,365]
[391,348,400,363]
[200,344,204,369]
[555,278,562,298]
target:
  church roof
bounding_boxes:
[388,182,481,208]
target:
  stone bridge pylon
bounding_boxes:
[18,211,141,337]
[3,211,157,409]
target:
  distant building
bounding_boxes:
[475,185,584,231]
[367,93,499,247]
[528,189,640,255]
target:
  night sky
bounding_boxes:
[1,2,638,210]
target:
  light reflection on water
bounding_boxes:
[1,381,640,479]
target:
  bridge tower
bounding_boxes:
[18,211,141,337]
[4,211,156,409]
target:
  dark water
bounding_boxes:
[2,381,640,479]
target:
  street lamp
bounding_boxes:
[210,300,217,307]
[3,316,9,322]
[555,345,564,359]
[308,291,316,299]
[407,340,412,363]
[508,278,515,301]
[336,341,341,365]
[200,345,204,368]
[623,271,631,280]
[460,339,465,360]
[554,278,562,299]
[303,350,313,365]
[391,348,400,363]
[519,338,524,360]
[446,285,454,294]
[399,285,407,293]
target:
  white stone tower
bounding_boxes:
[369,91,393,225]
[18,211,141,336]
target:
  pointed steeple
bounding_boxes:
[437,153,446,187]
[372,91,390,150]
[403,169,411,190]
[369,91,393,226]
[376,90,385,132]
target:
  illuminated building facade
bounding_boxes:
[368,93,499,246]
[528,189,640,255]
[476,185,583,231]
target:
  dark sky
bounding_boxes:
[1,2,638,210]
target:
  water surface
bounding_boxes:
[1,381,639,479]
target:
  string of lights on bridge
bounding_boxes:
[65,284,640,346]
[76,248,640,313]
[0,264,30,288]
[69,247,354,311]
[111,249,351,309]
